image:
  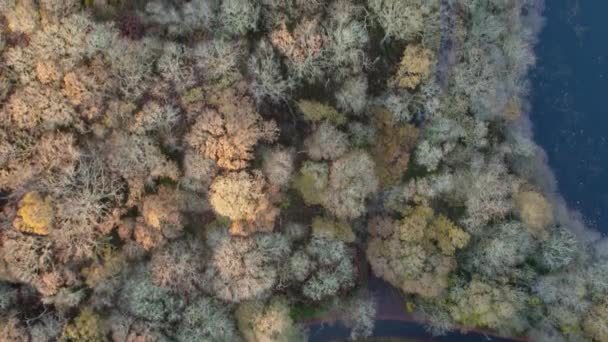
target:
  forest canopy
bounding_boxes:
[0,0,606,341]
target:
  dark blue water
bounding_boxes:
[531,0,608,233]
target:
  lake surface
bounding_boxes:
[530,0,608,233]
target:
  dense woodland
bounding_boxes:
[0,0,606,341]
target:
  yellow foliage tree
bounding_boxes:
[297,100,346,126]
[13,192,53,235]
[390,45,434,90]
[61,308,108,342]
[514,190,553,240]
[428,216,471,256]
[582,299,608,342]
[366,205,470,298]
[209,170,279,236]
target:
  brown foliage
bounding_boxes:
[133,187,186,251]
[186,86,278,170]
[270,19,325,64]
[3,83,76,131]
[0,131,80,190]
[105,133,179,206]
[63,56,117,121]
[372,108,419,187]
